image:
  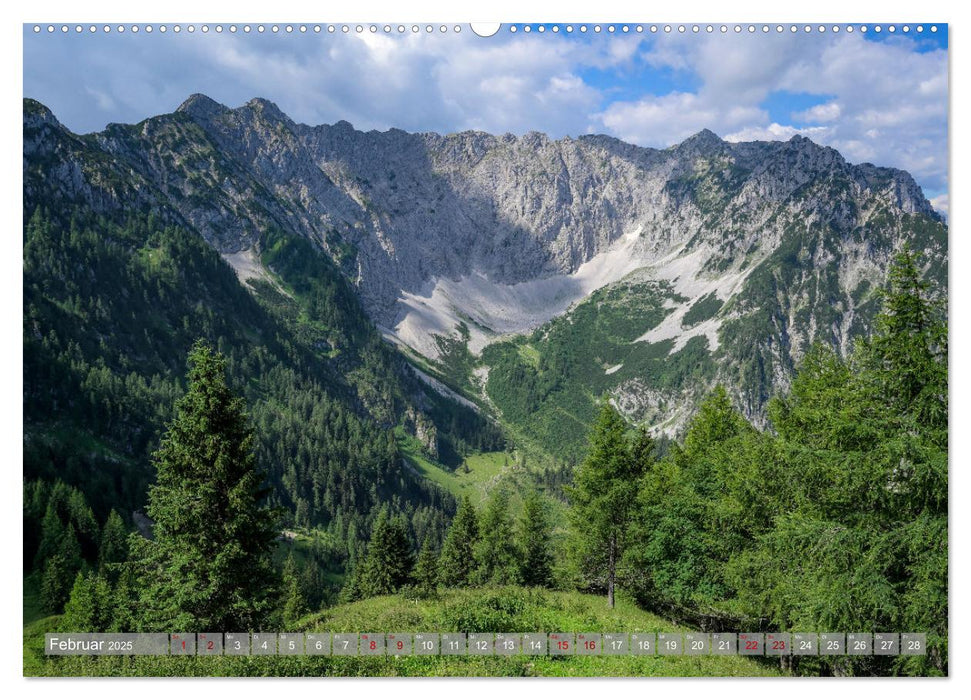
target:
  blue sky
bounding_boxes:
[23,23,949,210]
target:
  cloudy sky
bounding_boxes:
[23,24,949,208]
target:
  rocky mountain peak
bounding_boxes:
[23,98,61,131]
[176,93,229,121]
[676,128,724,150]
[22,96,947,437]
[243,97,290,123]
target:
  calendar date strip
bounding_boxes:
[45,632,927,657]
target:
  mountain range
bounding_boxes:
[24,94,947,461]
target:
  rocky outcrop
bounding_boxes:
[24,95,947,430]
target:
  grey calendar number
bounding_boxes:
[549,633,575,655]
[522,633,547,655]
[170,633,196,656]
[630,633,655,655]
[792,633,818,656]
[278,633,304,656]
[441,633,466,655]
[576,633,601,656]
[414,633,439,655]
[468,633,494,655]
[901,633,927,656]
[224,633,249,656]
[387,633,412,655]
[306,633,331,655]
[684,632,709,656]
[820,633,845,656]
[332,633,357,656]
[766,632,791,656]
[198,632,222,656]
[657,632,682,655]
[739,633,764,656]
[711,633,736,655]
[873,633,899,656]
[251,633,276,655]
[603,633,628,656]
[495,633,520,655]
[847,633,872,656]
[360,633,385,655]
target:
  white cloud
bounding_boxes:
[794,101,841,123]
[930,194,949,219]
[724,123,829,142]
[597,91,765,146]
[24,28,946,195]
[590,31,947,193]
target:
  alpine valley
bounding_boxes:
[23,93,947,554]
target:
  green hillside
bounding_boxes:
[24,587,782,677]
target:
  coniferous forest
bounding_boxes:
[22,99,947,678]
[23,198,947,676]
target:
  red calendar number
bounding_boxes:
[396,641,404,650]
[584,640,597,651]
[207,641,214,651]
[745,640,758,650]
[771,640,786,650]
[557,640,570,650]
[369,640,377,650]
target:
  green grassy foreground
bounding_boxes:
[24,587,781,677]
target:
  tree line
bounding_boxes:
[39,247,945,677]
[566,247,946,675]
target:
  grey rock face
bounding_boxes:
[23,96,947,429]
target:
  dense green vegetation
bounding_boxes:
[682,292,723,327]
[23,110,948,678]
[482,278,714,460]
[616,248,947,676]
[130,342,280,631]
[23,203,500,612]
[24,241,946,677]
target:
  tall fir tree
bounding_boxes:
[40,554,73,614]
[34,501,64,571]
[866,245,948,439]
[131,341,279,631]
[355,508,414,598]
[413,538,440,597]
[98,509,128,574]
[473,490,520,585]
[60,571,113,632]
[567,404,652,607]
[517,491,554,588]
[281,552,308,627]
[437,495,479,588]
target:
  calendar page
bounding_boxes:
[21,14,948,681]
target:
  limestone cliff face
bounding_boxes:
[24,95,947,430]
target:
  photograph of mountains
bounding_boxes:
[22,22,948,677]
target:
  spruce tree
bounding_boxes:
[567,404,652,607]
[61,571,113,632]
[98,509,128,574]
[517,491,554,588]
[866,245,947,436]
[34,501,64,571]
[474,491,520,585]
[39,520,83,614]
[281,552,308,627]
[40,555,72,614]
[131,341,279,631]
[413,539,440,597]
[356,509,414,598]
[437,495,479,588]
